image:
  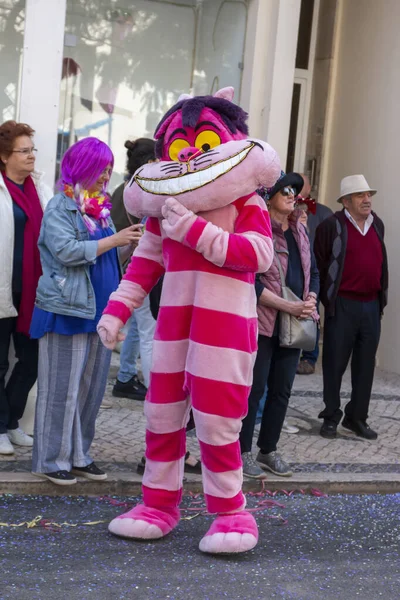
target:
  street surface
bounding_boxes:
[0,492,399,599]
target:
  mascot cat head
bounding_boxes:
[124,87,281,218]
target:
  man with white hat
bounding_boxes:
[314,175,388,440]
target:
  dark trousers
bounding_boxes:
[319,296,381,424]
[0,317,38,433]
[240,335,300,454]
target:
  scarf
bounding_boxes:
[63,184,112,233]
[4,175,43,336]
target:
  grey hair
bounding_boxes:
[341,194,353,205]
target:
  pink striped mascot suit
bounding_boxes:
[97,87,281,554]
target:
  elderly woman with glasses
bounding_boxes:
[0,120,52,456]
[240,172,319,479]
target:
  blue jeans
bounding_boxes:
[117,295,156,388]
[118,316,140,383]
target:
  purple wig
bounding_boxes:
[58,137,114,191]
[154,95,249,158]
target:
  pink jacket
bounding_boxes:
[257,210,316,337]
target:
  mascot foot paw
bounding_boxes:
[108,504,180,540]
[199,511,258,554]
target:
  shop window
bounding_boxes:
[57,0,248,189]
[0,0,25,121]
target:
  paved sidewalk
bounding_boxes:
[1,352,399,494]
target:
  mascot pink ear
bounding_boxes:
[213,87,234,102]
[178,93,192,101]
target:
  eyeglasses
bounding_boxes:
[280,186,296,197]
[12,148,38,155]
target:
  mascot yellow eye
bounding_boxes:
[168,138,190,161]
[194,130,221,152]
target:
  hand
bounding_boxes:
[112,225,143,248]
[289,299,315,319]
[161,197,190,225]
[161,197,196,242]
[97,314,125,350]
[305,293,317,308]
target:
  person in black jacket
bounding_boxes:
[110,138,155,231]
[110,139,156,400]
[296,174,332,375]
[314,175,388,441]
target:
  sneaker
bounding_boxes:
[241,452,267,479]
[112,375,147,400]
[71,462,107,480]
[7,427,33,447]
[33,470,77,485]
[281,420,299,434]
[296,360,315,375]
[256,451,293,477]
[100,397,113,409]
[0,433,15,455]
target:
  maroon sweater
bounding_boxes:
[338,220,383,302]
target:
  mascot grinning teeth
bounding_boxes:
[134,142,255,197]
[97,87,281,555]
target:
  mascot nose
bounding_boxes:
[178,146,200,162]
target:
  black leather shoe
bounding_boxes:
[342,417,378,440]
[320,420,337,439]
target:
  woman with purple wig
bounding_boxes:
[30,137,140,485]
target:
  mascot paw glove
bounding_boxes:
[97,314,125,350]
[161,197,197,243]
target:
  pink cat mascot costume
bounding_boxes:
[97,87,281,554]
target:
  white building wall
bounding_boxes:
[241,0,301,166]
[320,0,400,373]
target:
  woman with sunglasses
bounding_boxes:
[0,120,53,456]
[240,172,319,479]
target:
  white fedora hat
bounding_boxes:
[337,174,377,203]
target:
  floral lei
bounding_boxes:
[63,184,112,233]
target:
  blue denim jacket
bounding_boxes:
[35,192,117,318]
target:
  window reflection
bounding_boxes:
[57,0,248,188]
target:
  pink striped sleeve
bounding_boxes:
[184,194,273,273]
[103,217,165,323]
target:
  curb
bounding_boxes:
[1,471,400,496]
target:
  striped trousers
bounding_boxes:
[32,333,111,474]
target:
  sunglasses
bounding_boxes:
[280,186,296,197]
